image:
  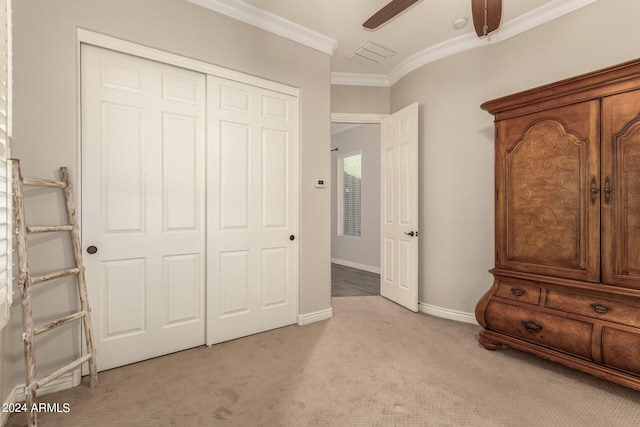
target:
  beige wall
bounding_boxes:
[331,85,390,114]
[390,0,640,314]
[10,0,331,390]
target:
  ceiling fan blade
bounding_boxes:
[471,0,502,37]
[363,0,421,30]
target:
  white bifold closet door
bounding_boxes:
[206,76,299,346]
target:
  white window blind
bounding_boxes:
[0,0,11,331]
[338,152,362,237]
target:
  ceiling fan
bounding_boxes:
[363,0,502,37]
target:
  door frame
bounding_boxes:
[76,29,301,366]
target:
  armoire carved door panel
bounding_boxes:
[496,101,600,282]
[602,89,640,289]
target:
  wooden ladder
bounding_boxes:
[11,159,97,427]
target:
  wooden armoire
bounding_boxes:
[475,58,640,390]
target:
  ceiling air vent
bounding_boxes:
[347,41,396,67]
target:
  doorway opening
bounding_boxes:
[331,105,419,311]
[330,121,381,297]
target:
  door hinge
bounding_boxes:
[496,188,499,201]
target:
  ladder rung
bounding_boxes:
[27,225,74,233]
[34,311,86,335]
[35,354,93,390]
[23,177,67,189]
[31,267,81,284]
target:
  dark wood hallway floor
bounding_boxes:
[331,263,380,297]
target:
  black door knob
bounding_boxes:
[289,235,295,241]
[404,231,415,237]
[87,246,98,254]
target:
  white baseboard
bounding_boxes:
[298,307,333,326]
[14,369,80,403]
[331,258,380,274]
[0,386,16,426]
[419,302,479,325]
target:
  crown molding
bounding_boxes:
[187,0,338,55]
[188,0,597,86]
[387,32,486,86]
[344,0,599,87]
[499,0,598,41]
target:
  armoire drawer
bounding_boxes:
[485,300,593,359]
[494,280,541,305]
[545,290,640,328]
[602,327,640,375]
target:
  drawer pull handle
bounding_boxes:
[590,303,611,314]
[510,288,526,297]
[521,320,543,333]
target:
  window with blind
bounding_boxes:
[337,152,362,238]
[0,0,11,331]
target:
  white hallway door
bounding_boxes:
[206,76,299,346]
[81,45,206,371]
[380,103,419,312]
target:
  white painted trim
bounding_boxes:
[187,0,337,55]
[14,369,80,403]
[297,307,333,326]
[182,0,597,87]
[331,258,380,275]
[334,0,599,87]
[498,0,598,42]
[390,0,598,85]
[331,113,388,124]
[331,72,389,87]
[0,386,16,425]
[388,32,486,86]
[77,28,300,97]
[419,302,479,325]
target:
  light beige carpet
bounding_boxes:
[8,296,640,426]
